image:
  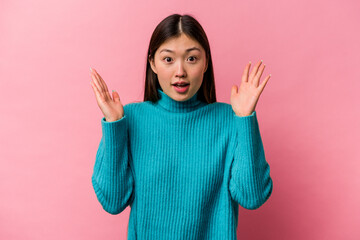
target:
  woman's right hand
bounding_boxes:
[90,67,124,122]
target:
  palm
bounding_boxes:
[98,94,124,121]
[90,68,124,122]
[230,60,271,117]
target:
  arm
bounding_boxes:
[228,111,273,210]
[91,114,135,214]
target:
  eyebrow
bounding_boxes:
[159,47,201,54]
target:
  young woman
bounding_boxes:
[90,13,273,240]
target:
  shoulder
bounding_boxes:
[208,101,234,116]
[123,101,155,118]
[211,101,232,109]
[123,101,141,111]
[123,101,144,115]
[201,102,235,127]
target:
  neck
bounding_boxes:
[154,88,207,113]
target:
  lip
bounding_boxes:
[173,84,190,93]
[172,81,190,85]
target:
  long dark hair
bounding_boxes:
[144,14,216,103]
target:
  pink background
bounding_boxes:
[1,0,359,239]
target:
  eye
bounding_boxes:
[162,56,197,63]
[188,56,197,62]
[163,57,172,63]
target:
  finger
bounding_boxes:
[93,69,108,92]
[90,77,103,102]
[112,90,121,103]
[95,70,110,93]
[241,61,251,83]
[249,60,263,83]
[231,84,238,96]
[258,74,271,95]
[93,69,112,100]
[91,72,105,98]
[92,70,112,101]
[92,69,105,92]
[254,64,266,87]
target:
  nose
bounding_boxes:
[175,61,186,78]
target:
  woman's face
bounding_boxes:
[149,34,208,101]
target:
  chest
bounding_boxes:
[128,115,232,195]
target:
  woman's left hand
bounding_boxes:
[230,60,271,117]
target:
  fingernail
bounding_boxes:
[249,61,251,64]
[261,59,263,62]
[90,67,92,72]
[112,90,115,92]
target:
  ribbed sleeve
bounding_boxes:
[228,111,273,210]
[91,115,135,214]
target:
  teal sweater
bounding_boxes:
[91,88,273,239]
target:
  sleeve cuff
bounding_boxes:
[233,111,257,137]
[100,115,127,147]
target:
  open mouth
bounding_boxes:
[173,83,190,92]
[172,83,190,88]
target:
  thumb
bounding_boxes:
[112,90,121,102]
[231,85,238,97]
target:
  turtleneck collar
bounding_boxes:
[154,88,207,113]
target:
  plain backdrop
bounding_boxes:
[1,0,359,239]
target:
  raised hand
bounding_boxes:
[230,60,271,117]
[90,67,124,122]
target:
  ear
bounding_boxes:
[149,55,157,74]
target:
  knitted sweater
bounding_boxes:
[91,88,273,240]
